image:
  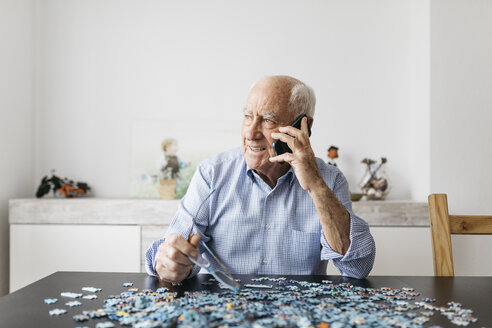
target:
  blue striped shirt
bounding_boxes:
[146,147,375,279]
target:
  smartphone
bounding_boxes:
[272,114,311,156]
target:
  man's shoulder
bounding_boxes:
[316,157,340,175]
[200,147,244,170]
[314,156,347,187]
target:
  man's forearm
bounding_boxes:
[308,181,351,255]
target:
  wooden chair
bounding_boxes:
[428,194,492,276]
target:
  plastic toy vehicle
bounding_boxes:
[36,171,91,198]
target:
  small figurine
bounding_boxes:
[35,170,91,198]
[326,146,339,167]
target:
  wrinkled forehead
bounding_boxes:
[245,79,294,116]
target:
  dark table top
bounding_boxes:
[0,272,491,327]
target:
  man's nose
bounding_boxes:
[244,118,262,140]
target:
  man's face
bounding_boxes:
[241,80,295,177]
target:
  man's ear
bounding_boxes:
[307,117,314,129]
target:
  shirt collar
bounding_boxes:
[245,164,295,186]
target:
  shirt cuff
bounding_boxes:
[320,212,373,261]
[145,238,165,277]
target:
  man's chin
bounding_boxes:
[244,156,268,170]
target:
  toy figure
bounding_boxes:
[160,138,187,180]
[326,146,339,166]
[158,138,189,199]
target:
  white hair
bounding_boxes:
[289,81,316,117]
[249,76,316,117]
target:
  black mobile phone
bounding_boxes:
[272,114,311,156]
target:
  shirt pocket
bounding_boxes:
[285,229,321,273]
[289,209,321,233]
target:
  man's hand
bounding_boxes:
[269,116,323,193]
[155,233,200,283]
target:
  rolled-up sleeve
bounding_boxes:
[145,238,165,277]
[319,170,376,279]
[320,212,375,278]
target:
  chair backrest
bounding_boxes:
[428,193,492,276]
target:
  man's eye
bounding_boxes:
[244,115,252,121]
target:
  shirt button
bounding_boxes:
[265,224,271,229]
[262,260,268,265]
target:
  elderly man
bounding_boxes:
[146,75,375,283]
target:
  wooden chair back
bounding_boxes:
[428,193,492,276]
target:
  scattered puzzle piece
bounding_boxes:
[82,294,97,300]
[44,298,57,304]
[49,308,67,316]
[81,287,101,293]
[61,292,82,298]
[73,314,89,322]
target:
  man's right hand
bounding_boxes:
[155,233,201,283]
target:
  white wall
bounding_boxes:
[0,0,34,295]
[34,0,429,200]
[430,0,492,214]
[408,0,431,201]
[430,0,492,275]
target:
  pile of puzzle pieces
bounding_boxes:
[44,277,479,327]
